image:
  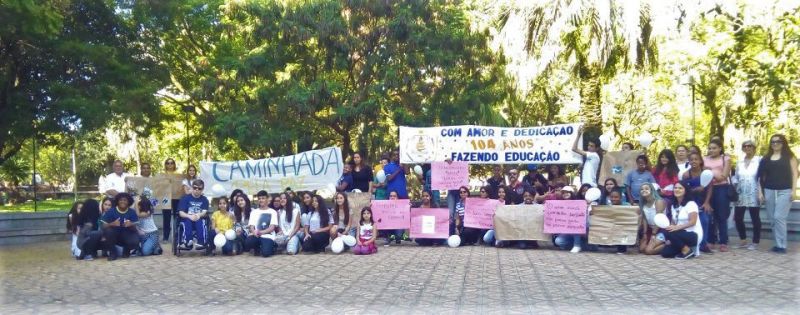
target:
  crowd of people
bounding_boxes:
[66,133,797,261]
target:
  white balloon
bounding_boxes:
[351,189,362,193]
[213,233,227,249]
[654,213,671,229]
[342,235,357,247]
[287,236,300,255]
[376,170,387,183]
[585,187,602,202]
[700,170,714,187]
[638,132,654,148]
[599,134,611,151]
[224,229,236,241]
[331,237,345,254]
[211,183,226,195]
[414,165,423,176]
[447,235,461,248]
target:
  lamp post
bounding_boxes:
[680,74,697,144]
[181,105,195,166]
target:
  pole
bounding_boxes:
[185,111,190,166]
[72,144,77,203]
[691,84,696,145]
[32,137,37,212]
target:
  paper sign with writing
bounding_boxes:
[156,173,188,200]
[599,150,643,186]
[371,200,411,230]
[431,161,469,190]
[464,198,500,229]
[494,204,550,241]
[410,208,449,239]
[588,206,640,245]
[347,192,372,227]
[125,176,172,210]
[543,200,588,234]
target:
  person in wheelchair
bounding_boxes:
[178,179,210,250]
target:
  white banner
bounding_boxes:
[199,147,344,197]
[399,124,584,164]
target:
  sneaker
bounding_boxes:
[570,246,582,253]
[195,245,206,251]
[719,244,729,252]
[747,244,757,251]
[700,245,713,254]
[180,243,193,250]
[771,247,786,254]
[84,255,94,261]
[395,239,401,245]
[737,240,749,249]
[676,250,696,259]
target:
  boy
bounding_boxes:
[178,179,210,250]
[245,190,278,257]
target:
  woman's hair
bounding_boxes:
[577,184,592,200]
[67,201,83,233]
[638,182,662,213]
[688,152,705,172]
[604,178,619,191]
[421,190,438,207]
[79,199,101,228]
[332,192,350,226]
[766,134,796,159]
[228,189,244,204]
[217,197,229,211]
[138,197,153,214]
[114,193,134,209]
[233,195,252,222]
[654,149,679,179]
[547,165,566,177]
[351,151,366,166]
[300,191,314,214]
[671,181,691,208]
[708,139,724,155]
[360,207,374,225]
[279,192,294,225]
[313,195,330,226]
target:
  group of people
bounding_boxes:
[67,132,797,261]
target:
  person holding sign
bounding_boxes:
[162,158,180,243]
[383,191,406,245]
[302,195,334,253]
[353,207,378,255]
[661,181,703,259]
[384,150,408,199]
[638,183,666,255]
[100,193,140,261]
[454,187,481,246]
[413,190,445,247]
[553,186,586,253]
[244,190,278,257]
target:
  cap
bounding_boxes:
[561,186,575,193]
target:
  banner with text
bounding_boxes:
[430,161,470,190]
[409,208,450,239]
[399,124,583,164]
[494,204,550,241]
[543,200,588,234]
[200,147,343,197]
[464,198,501,229]
[371,200,411,230]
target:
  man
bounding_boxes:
[139,163,152,177]
[100,160,131,197]
[384,149,408,199]
[572,127,601,188]
[178,179,210,250]
[506,168,530,204]
[372,154,390,200]
[486,165,505,199]
[244,190,278,257]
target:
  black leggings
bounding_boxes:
[162,199,179,241]
[302,232,331,253]
[734,206,761,244]
[661,230,698,258]
[103,228,140,258]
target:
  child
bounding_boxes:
[353,207,378,255]
[67,201,84,258]
[135,196,162,256]
[211,197,235,255]
[625,155,656,205]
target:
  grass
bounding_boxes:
[0,199,76,212]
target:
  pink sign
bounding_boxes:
[464,198,500,229]
[409,208,450,239]
[431,161,469,190]
[543,200,588,234]
[370,200,411,230]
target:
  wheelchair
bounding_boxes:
[172,211,214,257]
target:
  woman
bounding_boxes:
[661,181,703,259]
[497,186,514,205]
[703,139,733,252]
[682,152,713,253]
[414,190,445,246]
[276,192,301,254]
[302,195,333,253]
[135,197,161,256]
[546,165,569,190]
[676,145,691,178]
[182,165,198,195]
[652,149,680,197]
[599,178,625,206]
[228,189,245,212]
[734,140,762,250]
[757,134,798,254]
[479,187,490,199]
[350,152,374,194]
[330,192,354,240]
[384,190,406,245]
[100,193,141,261]
[453,186,480,246]
[163,158,180,242]
[638,183,666,255]
[76,199,102,260]
[232,195,252,225]
[577,184,592,202]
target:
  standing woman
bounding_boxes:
[683,152,713,253]
[733,140,762,250]
[350,152,374,194]
[757,134,798,254]
[162,158,180,242]
[676,145,691,179]
[302,195,333,253]
[703,139,733,252]
[661,181,703,259]
[182,165,198,196]
[546,165,569,190]
[652,149,680,197]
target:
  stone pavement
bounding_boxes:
[0,240,797,314]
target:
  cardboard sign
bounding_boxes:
[494,204,550,241]
[588,206,640,245]
[156,173,187,200]
[464,198,500,229]
[409,208,450,239]
[125,176,172,210]
[599,150,643,186]
[543,200,588,234]
[370,200,411,230]
[347,192,372,227]
[430,161,469,190]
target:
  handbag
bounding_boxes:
[723,157,739,202]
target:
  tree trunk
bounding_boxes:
[579,64,603,140]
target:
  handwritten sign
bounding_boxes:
[588,206,640,245]
[431,161,469,190]
[156,173,187,200]
[464,198,500,229]
[543,200,588,234]
[347,192,372,227]
[494,204,550,241]
[409,208,449,239]
[125,176,173,210]
[371,200,411,230]
[599,150,643,186]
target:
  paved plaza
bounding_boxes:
[1,240,798,314]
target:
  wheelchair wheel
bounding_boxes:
[173,214,182,256]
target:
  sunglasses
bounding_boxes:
[771,141,783,144]
[192,186,204,190]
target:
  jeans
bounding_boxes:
[698,210,710,248]
[765,189,792,249]
[709,185,732,245]
[661,230,698,258]
[244,236,275,257]
[554,234,583,250]
[180,218,208,245]
[447,190,459,219]
[734,206,761,244]
[140,231,161,256]
[71,234,81,257]
[209,230,234,255]
[275,233,302,254]
[302,232,331,253]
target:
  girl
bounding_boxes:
[136,197,162,256]
[353,207,378,255]
[703,139,732,252]
[302,195,333,253]
[415,190,445,246]
[577,184,592,201]
[67,201,84,258]
[232,195,252,225]
[276,192,301,255]
[734,140,762,250]
[599,179,625,206]
[76,199,102,261]
[683,152,713,253]
[453,186,480,246]
[181,165,198,195]
[638,183,666,255]
[330,192,354,240]
[210,197,235,255]
[662,181,703,259]
[554,186,585,253]
[757,134,798,254]
[625,155,656,205]
[652,149,680,197]
[384,190,405,246]
[479,187,490,199]
[546,165,569,190]
[228,189,245,212]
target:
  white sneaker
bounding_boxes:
[747,244,757,250]
[570,246,582,253]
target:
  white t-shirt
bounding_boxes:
[671,201,702,234]
[642,203,657,226]
[581,152,600,187]
[248,208,278,239]
[101,172,131,195]
[308,209,333,231]
[278,208,299,236]
[676,160,691,179]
